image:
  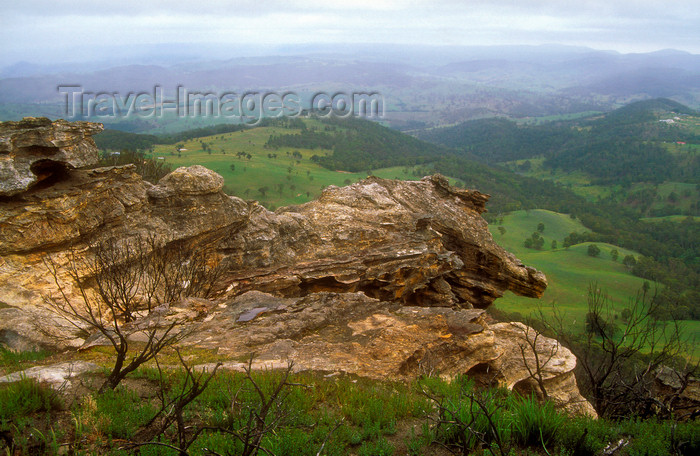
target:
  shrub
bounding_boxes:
[555,415,617,456]
[587,244,601,257]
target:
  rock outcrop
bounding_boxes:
[0,118,594,416]
[0,117,103,196]
[214,174,547,307]
[183,291,595,416]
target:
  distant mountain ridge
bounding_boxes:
[1,44,699,128]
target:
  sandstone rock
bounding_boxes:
[0,164,247,308]
[0,117,103,196]
[180,291,595,416]
[216,174,547,309]
[489,322,597,417]
[653,366,700,419]
[154,165,225,196]
[0,305,86,351]
[0,361,100,389]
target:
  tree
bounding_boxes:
[498,226,506,236]
[258,186,269,196]
[541,283,692,418]
[133,350,221,454]
[610,248,619,262]
[622,254,637,268]
[524,232,544,250]
[44,241,178,392]
[43,235,222,392]
[514,322,559,401]
[587,244,600,257]
[537,222,545,233]
[229,164,235,172]
[550,240,557,249]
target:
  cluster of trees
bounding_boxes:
[523,232,545,250]
[265,129,337,150]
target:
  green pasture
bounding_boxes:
[489,210,648,331]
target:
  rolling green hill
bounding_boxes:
[488,210,649,330]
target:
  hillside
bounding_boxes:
[488,210,647,327]
[420,98,700,213]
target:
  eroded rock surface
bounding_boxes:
[0,361,100,389]
[0,117,103,196]
[215,174,546,308]
[0,118,595,416]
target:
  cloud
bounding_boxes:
[1,0,698,63]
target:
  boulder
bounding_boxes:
[154,164,225,196]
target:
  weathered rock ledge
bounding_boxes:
[0,117,103,196]
[0,118,594,417]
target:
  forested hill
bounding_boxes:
[265,116,448,171]
[417,98,700,184]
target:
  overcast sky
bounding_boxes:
[1,0,699,64]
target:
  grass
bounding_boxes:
[1,364,697,455]
[0,347,51,367]
[510,394,564,448]
[0,378,62,424]
[0,347,52,375]
[148,121,442,209]
[489,210,649,330]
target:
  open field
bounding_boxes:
[488,210,648,330]
[503,158,699,215]
[150,122,445,209]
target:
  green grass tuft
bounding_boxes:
[0,377,62,425]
